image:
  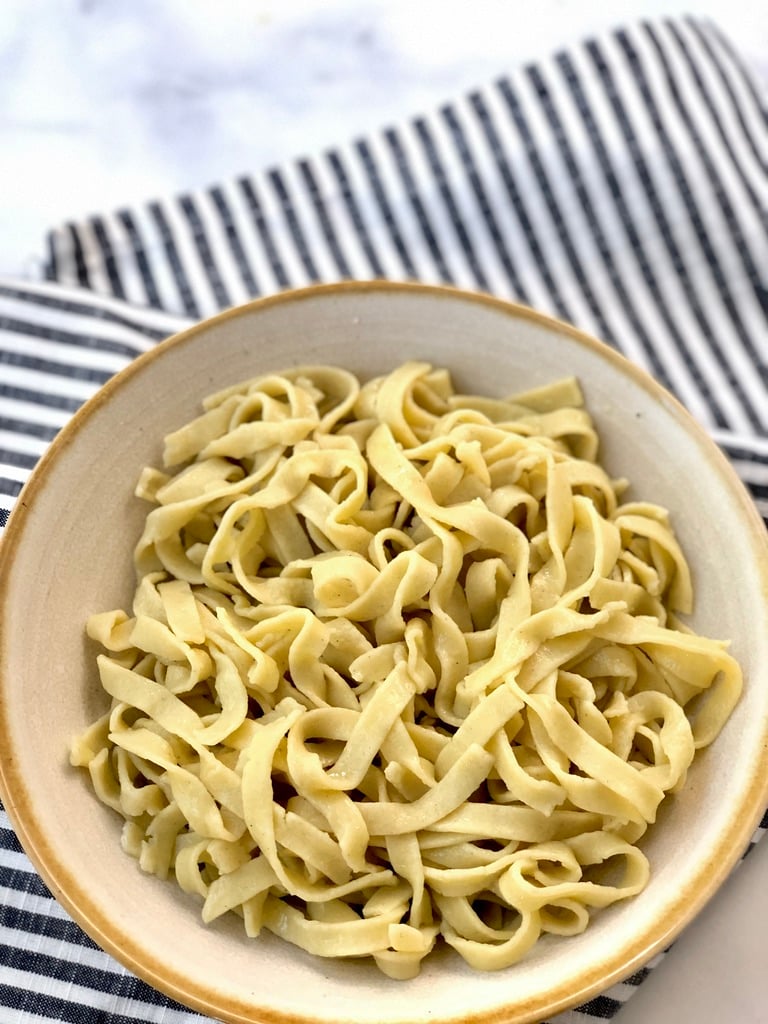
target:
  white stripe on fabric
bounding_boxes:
[668,23,768,241]
[180,191,250,309]
[0,848,41,876]
[1,364,105,404]
[74,219,118,299]
[560,43,741,432]
[302,154,374,281]
[515,68,631,348]
[411,115,494,292]
[484,80,604,339]
[279,160,345,282]
[590,33,762,435]
[462,88,573,319]
[95,212,153,308]
[0,964,207,1024]
[326,148,392,278]
[0,279,188,336]
[681,25,766,187]
[542,54,719,427]
[359,130,438,283]
[402,116,488,290]
[625,25,768,429]
[163,198,223,318]
[0,885,72,921]
[714,432,768,458]
[519,61,670,379]
[0,332,137,378]
[701,20,768,164]
[201,187,260,299]
[0,432,49,458]
[323,146,405,280]
[426,105,515,298]
[0,398,72,432]
[122,205,187,314]
[251,170,313,289]
[47,226,79,291]
[213,180,275,294]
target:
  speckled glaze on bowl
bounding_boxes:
[1,282,767,1024]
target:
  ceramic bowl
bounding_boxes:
[1,282,767,1024]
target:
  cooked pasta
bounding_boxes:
[71,361,741,979]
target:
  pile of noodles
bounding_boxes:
[71,361,741,979]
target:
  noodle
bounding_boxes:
[71,361,741,979]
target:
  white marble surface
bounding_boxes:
[1,2,767,1022]
[1,0,767,275]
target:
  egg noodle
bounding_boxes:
[71,362,741,979]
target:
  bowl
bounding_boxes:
[1,281,767,1024]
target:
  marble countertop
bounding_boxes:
[1,1,767,1022]
[2,0,767,275]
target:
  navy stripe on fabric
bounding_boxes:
[615,28,766,425]
[237,177,292,290]
[440,103,530,301]
[668,22,768,222]
[1,946,176,1010]
[624,967,652,986]
[0,985,171,1024]
[743,480,768,501]
[0,905,99,951]
[0,863,53,900]
[0,349,112,387]
[384,126,454,282]
[0,478,22,498]
[707,19,768,131]
[267,169,320,281]
[0,509,9,529]
[554,50,731,429]
[526,63,676,390]
[467,89,572,322]
[575,993,623,1018]
[0,277,170,340]
[0,384,82,413]
[325,149,386,277]
[354,138,418,278]
[0,449,37,471]
[178,195,233,309]
[115,210,165,310]
[297,159,353,278]
[148,202,202,319]
[413,116,490,290]
[0,821,23,852]
[499,74,619,341]
[0,312,146,358]
[642,22,768,317]
[43,233,58,282]
[208,186,261,297]
[88,217,127,301]
[67,225,91,289]
[586,37,760,431]
[0,416,58,442]
[684,18,768,175]
[719,440,768,462]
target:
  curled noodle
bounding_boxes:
[72,362,741,979]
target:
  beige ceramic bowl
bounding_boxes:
[1,282,767,1024]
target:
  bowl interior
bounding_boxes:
[2,283,767,1024]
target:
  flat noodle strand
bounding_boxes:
[71,362,742,979]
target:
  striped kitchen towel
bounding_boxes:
[1,12,767,1024]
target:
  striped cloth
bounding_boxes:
[1,13,766,1023]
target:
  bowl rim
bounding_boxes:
[1,278,767,1024]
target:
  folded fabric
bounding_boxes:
[0,13,766,1024]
